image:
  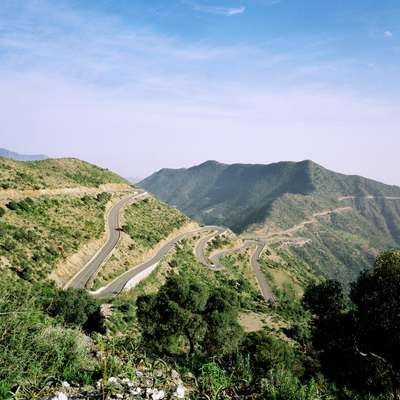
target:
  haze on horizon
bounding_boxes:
[1,0,399,185]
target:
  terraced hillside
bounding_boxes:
[141,160,400,283]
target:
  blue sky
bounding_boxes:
[0,0,399,183]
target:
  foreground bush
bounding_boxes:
[0,279,95,397]
[137,272,243,357]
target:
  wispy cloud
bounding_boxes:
[384,30,393,38]
[183,1,245,16]
[0,0,400,184]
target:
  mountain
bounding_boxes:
[140,160,400,283]
[0,147,48,161]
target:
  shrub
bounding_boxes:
[0,207,5,218]
[137,273,243,357]
[262,369,320,400]
[0,279,94,394]
[43,287,104,333]
[198,362,232,399]
[6,201,19,211]
[241,331,302,377]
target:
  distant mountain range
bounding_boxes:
[0,148,48,161]
[140,160,400,283]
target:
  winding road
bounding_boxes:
[66,192,146,289]
[194,227,227,268]
[93,227,213,297]
[64,195,274,301]
[209,240,275,301]
[75,193,400,300]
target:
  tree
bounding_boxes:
[241,331,298,377]
[136,273,243,357]
[203,287,243,356]
[351,250,400,399]
[302,280,347,318]
[43,287,104,333]
[303,254,400,397]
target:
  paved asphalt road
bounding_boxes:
[66,192,143,289]
[194,227,227,267]
[93,227,211,297]
[65,196,274,301]
[209,239,275,301]
[209,241,252,270]
[250,241,275,301]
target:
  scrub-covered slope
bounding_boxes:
[141,160,400,282]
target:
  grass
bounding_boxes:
[0,279,96,398]
[122,198,189,249]
[0,157,128,190]
[0,194,111,282]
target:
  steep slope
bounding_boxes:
[0,147,48,161]
[140,160,317,231]
[0,157,134,283]
[140,160,400,283]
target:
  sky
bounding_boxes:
[0,0,399,184]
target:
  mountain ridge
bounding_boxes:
[0,147,48,161]
[140,159,400,283]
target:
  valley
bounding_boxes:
[1,155,399,400]
[141,160,400,284]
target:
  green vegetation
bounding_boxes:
[93,197,191,289]
[2,249,400,399]
[303,250,400,399]
[260,249,319,295]
[0,279,99,398]
[122,197,189,249]
[137,273,243,356]
[0,194,110,281]
[0,157,128,190]
[141,159,400,284]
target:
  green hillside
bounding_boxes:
[140,160,400,282]
[0,157,128,190]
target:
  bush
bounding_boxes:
[43,287,104,333]
[241,331,302,378]
[5,201,19,211]
[198,362,232,399]
[0,279,94,394]
[137,273,243,357]
[0,207,5,218]
[262,369,320,400]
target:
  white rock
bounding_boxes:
[108,377,118,384]
[96,380,102,389]
[152,389,165,400]
[146,388,154,395]
[51,392,68,400]
[116,394,123,399]
[121,378,131,384]
[136,370,144,378]
[131,387,142,395]
[61,382,70,390]
[174,384,186,398]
